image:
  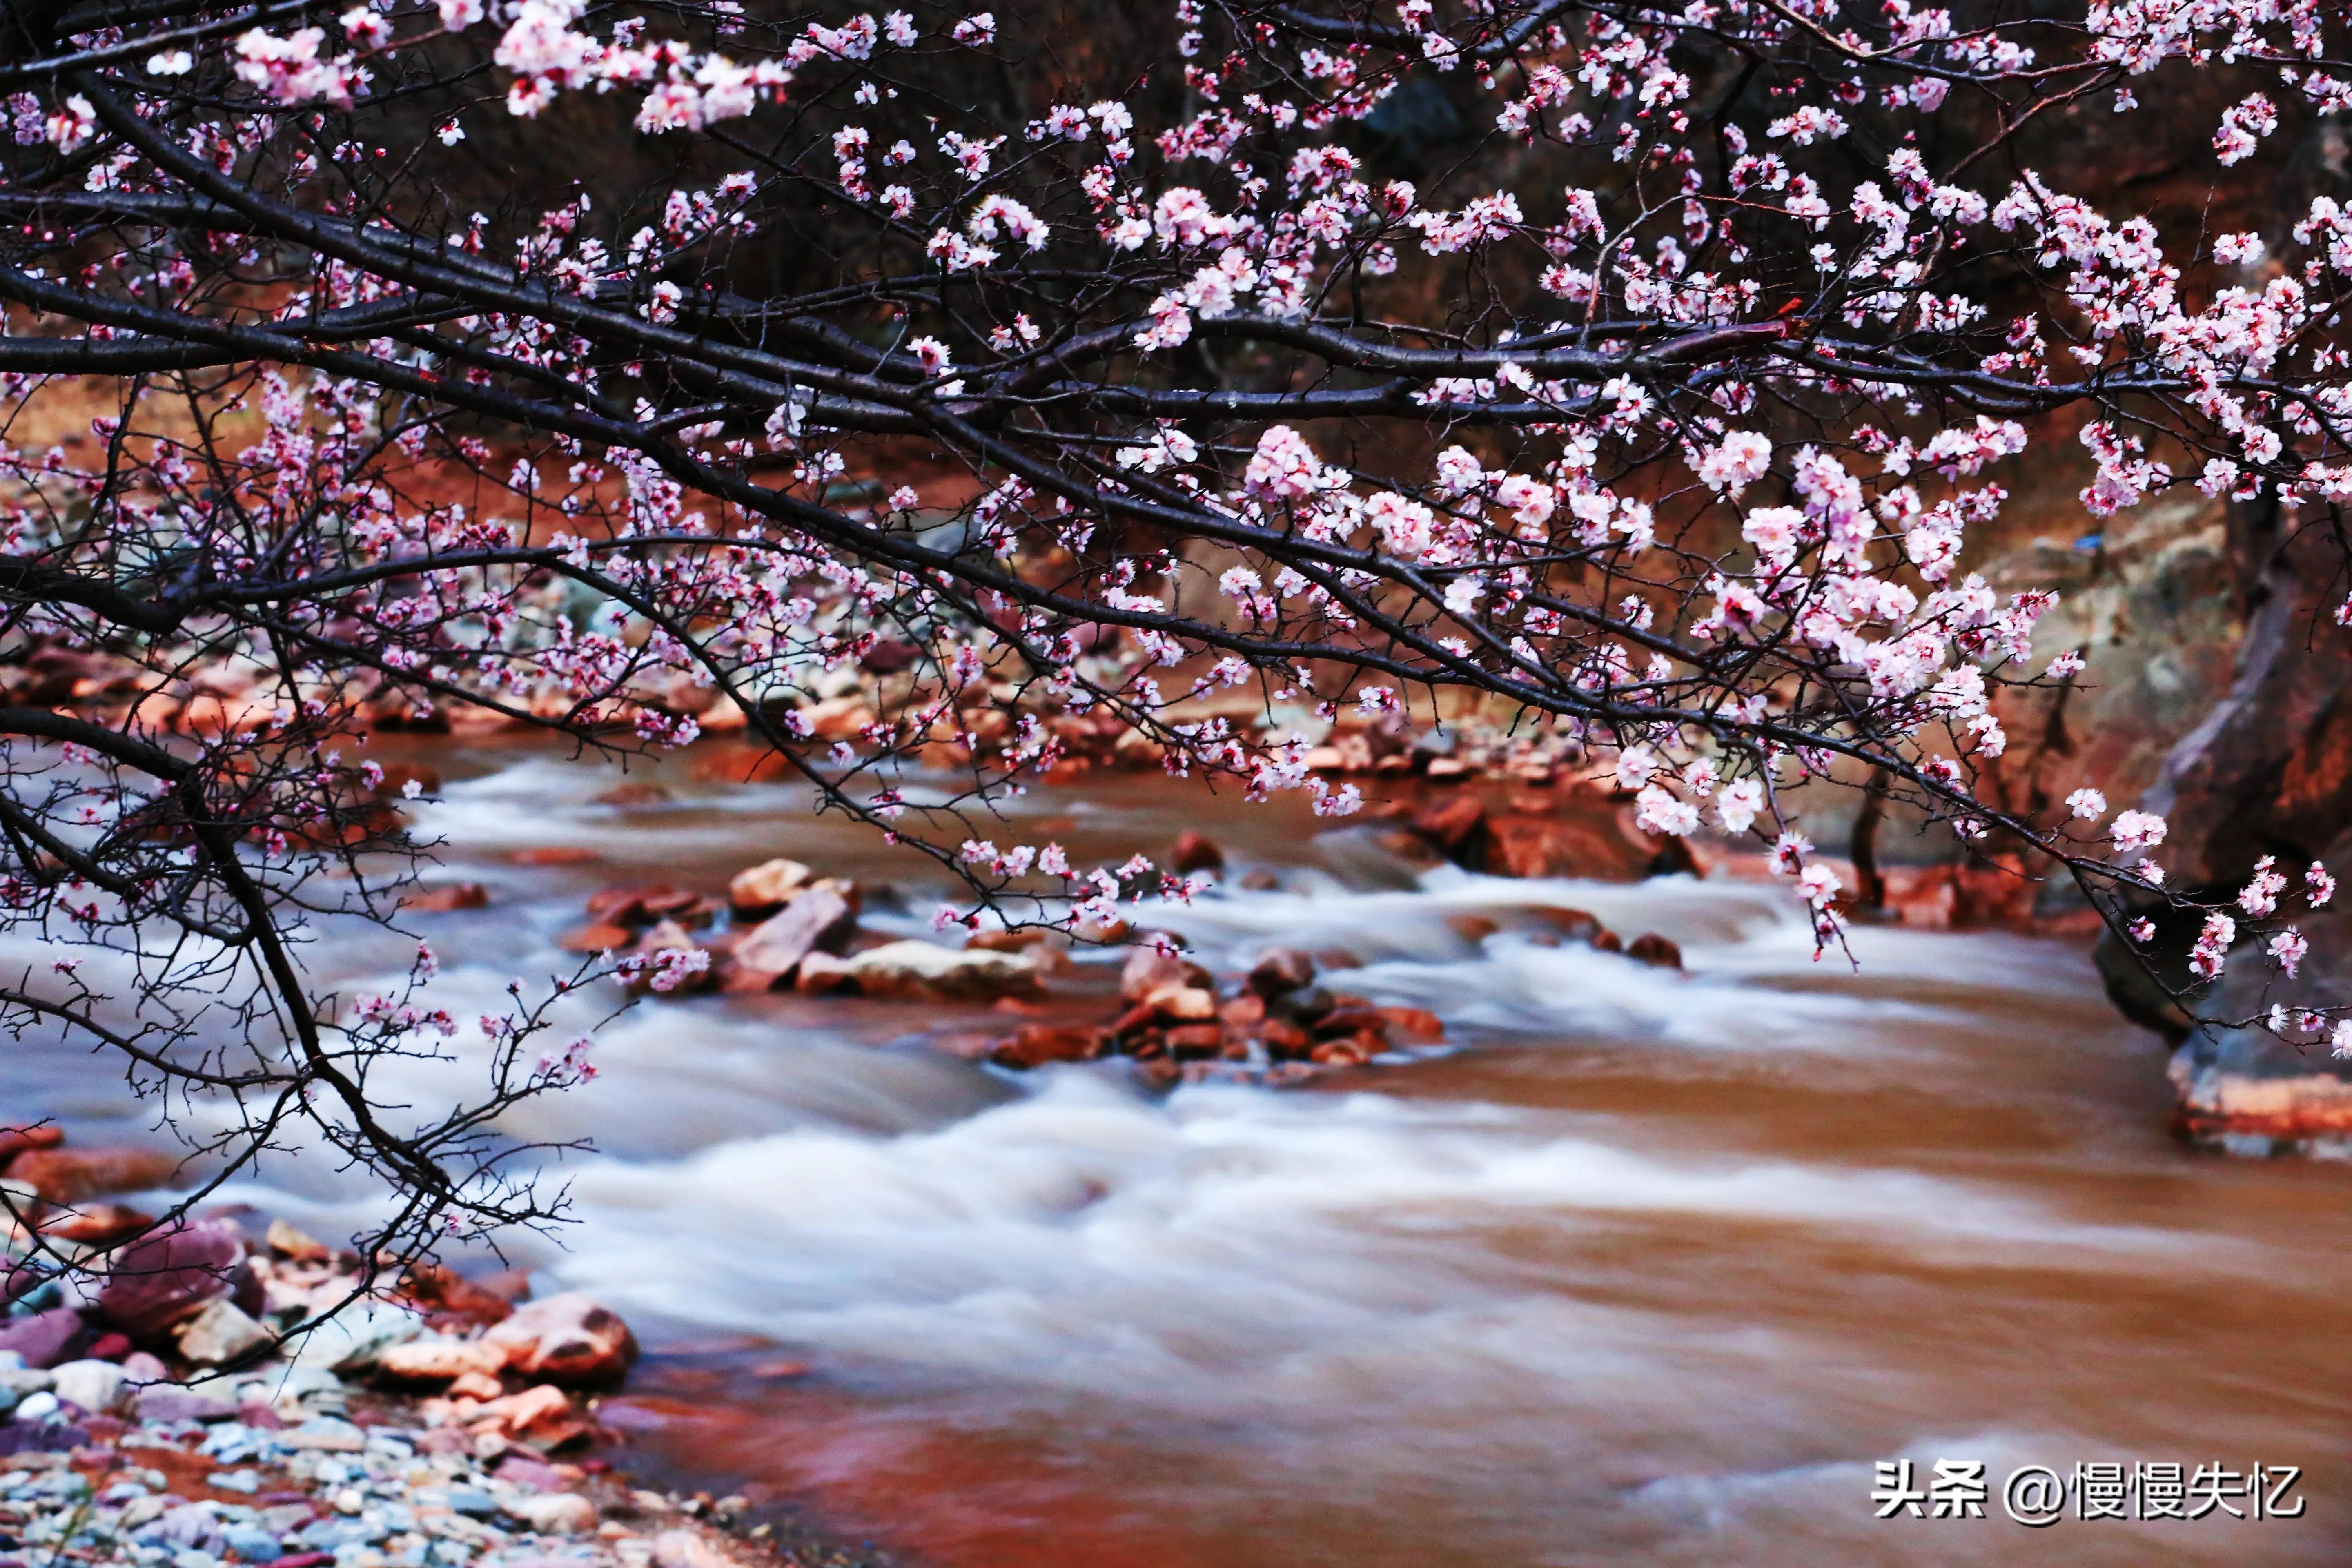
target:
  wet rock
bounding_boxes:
[1591,929,1624,953]
[0,1308,88,1368]
[1310,1038,1373,1067]
[1166,1024,1225,1058]
[400,1261,516,1332]
[508,846,601,866]
[1378,1006,1446,1042]
[401,882,488,913]
[266,1218,330,1262]
[375,1336,509,1383]
[843,940,1048,1002]
[1423,756,1474,781]
[793,951,856,994]
[1145,984,1218,1022]
[653,1528,735,1568]
[1626,933,1684,970]
[0,1123,63,1169]
[49,1358,127,1415]
[504,1491,597,1534]
[97,1218,254,1340]
[175,1299,272,1367]
[556,921,633,954]
[1170,830,1224,875]
[1219,993,1267,1028]
[1238,869,1281,891]
[1528,906,1600,941]
[1246,948,1316,998]
[286,1298,425,1374]
[129,1382,238,1423]
[593,781,673,807]
[590,886,716,930]
[1444,914,1499,942]
[1272,986,1335,1027]
[988,1025,1105,1070]
[483,1292,637,1386]
[40,1201,151,1248]
[1485,809,1690,881]
[7,1146,179,1206]
[726,857,812,918]
[1410,796,1488,862]
[1120,946,1213,1002]
[622,920,714,995]
[717,884,855,993]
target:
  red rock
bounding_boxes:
[1313,948,1363,971]
[1377,1006,1445,1042]
[1592,929,1624,953]
[988,1026,1105,1070]
[1315,1007,1391,1042]
[40,1202,152,1248]
[1527,906,1600,941]
[507,846,601,866]
[8,1147,179,1205]
[0,1123,64,1171]
[1310,1038,1373,1067]
[593,782,672,807]
[1170,830,1224,875]
[374,1336,509,1383]
[1411,796,1487,859]
[1626,933,1683,969]
[1165,1023,1225,1058]
[586,885,679,926]
[1219,993,1267,1027]
[401,882,488,913]
[718,885,855,993]
[1246,948,1316,998]
[1444,914,1499,942]
[483,1292,637,1386]
[1261,1019,1311,1058]
[1119,946,1212,1002]
[0,1307,88,1367]
[97,1218,255,1340]
[1485,812,1679,881]
[1238,869,1281,891]
[1145,984,1217,1021]
[400,1261,515,1331]
[793,951,857,994]
[556,921,633,954]
[726,857,811,917]
[85,1332,132,1362]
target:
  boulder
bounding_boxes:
[48,1358,127,1415]
[130,1382,239,1423]
[474,1383,587,1446]
[1144,984,1217,1021]
[402,882,489,913]
[726,857,811,917]
[0,1308,87,1368]
[375,1336,510,1383]
[717,884,855,993]
[556,921,633,954]
[841,940,1047,1001]
[1119,946,1213,1002]
[266,1218,331,1262]
[988,1025,1105,1070]
[652,1530,735,1568]
[287,1298,425,1374]
[400,1261,516,1332]
[96,1218,254,1340]
[793,951,857,994]
[1170,830,1224,875]
[7,1146,179,1206]
[1246,948,1316,998]
[1626,933,1684,969]
[482,1292,636,1386]
[506,1492,598,1536]
[40,1201,151,1248]
[1410,796,1488,862]
[0,1123,63,1170]
[174,1299,272,1367]
[1484,810,1690,881]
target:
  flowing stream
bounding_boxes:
[7,744,2350,1566]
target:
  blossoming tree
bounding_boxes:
[0,0,2347,1266]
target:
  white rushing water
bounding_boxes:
[9,748,2348,1567]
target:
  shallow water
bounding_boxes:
[9,746,2350,1566]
